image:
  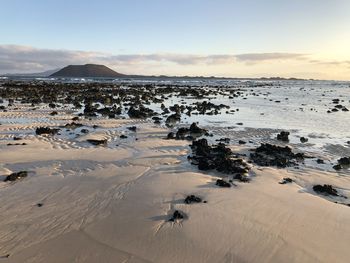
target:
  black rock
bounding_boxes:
[250,143,303,168]
[279,177,293,184]
[216,138,230,143]
[300,137,308,143]
[64,122,83,129]
[338,157,350,165]
[316,159,324,164]
[128,106,155,119]
[313,184,338,196]
[189,122,207,134]
[238,140,246,144]
[277,131,290,142]
[4,171,28,182]
[165,113,181,124]
[167,132,175,139]
[35,127,60,135]
[120,135,128,139]
[127,126,137,132]
[184,195,202,204]
[87,139,107,146]
[216,179,231,187]
[333,164,342,171]
[169,210,184,221]
[190,139,250,178]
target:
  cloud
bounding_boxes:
[311,60,350,66]
[0,44,315,74]
[235,53,307,62]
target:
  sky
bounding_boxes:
[1,0,350,80]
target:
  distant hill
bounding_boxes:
[50,64,125,78]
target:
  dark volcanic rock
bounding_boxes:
[279,177,293,184]
[176,127,190,140]
[165,113,181,124]
[167,132,175,139]
[333,164,342,171]
[128,106,155,119]
[250,143,304,168]
[169,210,185,221]
[184,195,202,204]
[300,137,308,143]
[313,184,338,196]
[189,122,207,135]
[64,122,83,129]
[4,171,28,182]
[189,138,250,180]
[35,127,60,135]
[216,179,231,187]
[127,126,137,132]
[277,131,290,142]
[338,157,350,166]
[87,139,107,146]
[216,138,230,143]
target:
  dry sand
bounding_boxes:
[0,106,350,263]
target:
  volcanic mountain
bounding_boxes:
[50,64,125,78]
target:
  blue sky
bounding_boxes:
[1,0,350,79]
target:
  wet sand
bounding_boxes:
[0,80,350,262]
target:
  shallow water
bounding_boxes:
[1,78,349,173]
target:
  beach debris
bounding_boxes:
[184,195,202,204]
[4,171,28,182]
[313,184,338,196]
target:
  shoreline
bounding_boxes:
[0,81,349,262]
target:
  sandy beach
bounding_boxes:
[0,91,349,263]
